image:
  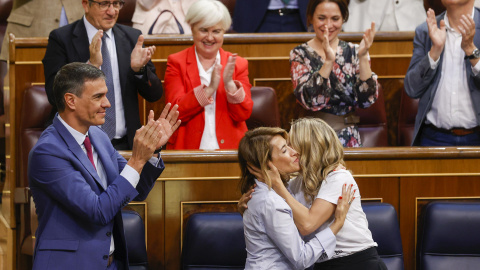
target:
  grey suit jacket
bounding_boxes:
[404,8,480,145]
[0,0,83,60]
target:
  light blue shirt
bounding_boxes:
[243,180,336,270]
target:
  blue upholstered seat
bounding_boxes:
[417,202,480,270]
[122,210,148,270]
[363,202,404,270]
[182,212,246,270]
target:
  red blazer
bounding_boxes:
[164,46,253,149]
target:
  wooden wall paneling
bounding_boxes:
[399,176,480,270]
[354,176,400,213]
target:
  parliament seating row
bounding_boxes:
[181,203,405,270]
[182,202,480,270]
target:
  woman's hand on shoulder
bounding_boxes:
[237,184,256,216]
[329,183,356,235]
[358,21,376,58]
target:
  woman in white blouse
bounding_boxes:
[238,127,354,270]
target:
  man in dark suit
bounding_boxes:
[29,62,180,270]
[405,0,480,146]
[43,0,163,150]
[232,0,309,33]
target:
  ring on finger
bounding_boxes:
[348,201,352,205]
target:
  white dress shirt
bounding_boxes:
[427,9,479,129]
[195,49,221,150]
[84,16,127,139]
[243,179,336,270]
[57,115,140,255]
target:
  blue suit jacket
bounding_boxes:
[232,0,309,33]
[28,117,164,270]
[404,8,480,145]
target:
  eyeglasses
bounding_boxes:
[88,0,125,10]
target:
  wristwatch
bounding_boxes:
[465,48,480,59]
[133,65,146,75]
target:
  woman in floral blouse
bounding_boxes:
[290,0,379,147]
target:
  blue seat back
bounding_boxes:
[182,212,246,270]
[418,202,480,270]
[363,202,404,270]
[122,210,148,270]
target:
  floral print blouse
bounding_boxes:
[290,40,379,147]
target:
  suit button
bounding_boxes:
[220,139,224,144]
[106,232,111,237]
[55,18,59,22]
[103,255,108,260]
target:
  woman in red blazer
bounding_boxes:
[164,0,253,150]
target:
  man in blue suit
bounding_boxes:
[405,0,480,146]
[28,62,180,270]
[232,0,309,33]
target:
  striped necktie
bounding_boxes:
[100,34,116,140]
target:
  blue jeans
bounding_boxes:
[420,125,480,146]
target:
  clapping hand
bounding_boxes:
[131,35,156,73]
[358,22,376,57]
[89,30,104,68]
[426,8,446,61]
[322,26,336,62]
[146,103,181,149]
[458,14,477,58]
[223,54,238,93]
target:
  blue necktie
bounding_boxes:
[101,34,116,140]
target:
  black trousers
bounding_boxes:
[313,247,387,270]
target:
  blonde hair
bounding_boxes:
[238,127,289,194]
[289,118,346,203]
[185,0,232,31]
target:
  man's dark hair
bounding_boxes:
[53,62,106,112]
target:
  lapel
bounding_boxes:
[72,19,91,62]
[186,46,208,122]
[113,25,130,101]
[53,117,103,188]
[89,127,118,187]
[186,46,202,91]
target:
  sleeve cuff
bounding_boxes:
[314,227,337,259]
[194,84,214,107]
[226,80,245,104]
[472,60,480,76]
[120,165,140,188]
[428,52,440,69]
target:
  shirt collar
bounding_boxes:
[57,114,88,146]
[83,15,114,44]
[194,47,221,73]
